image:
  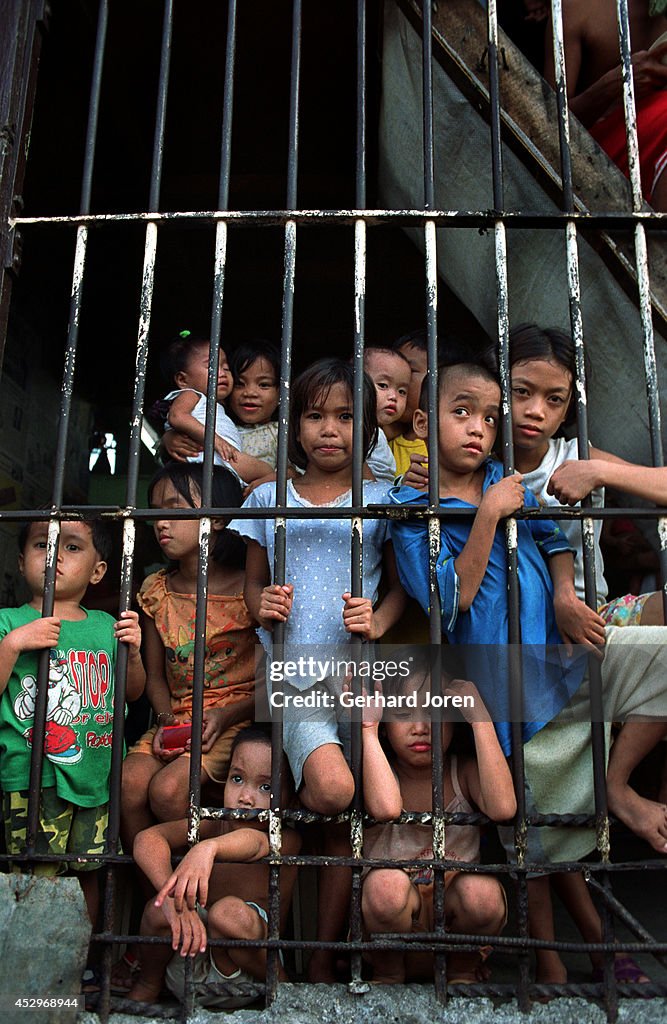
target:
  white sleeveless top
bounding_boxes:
[522,437,608,606]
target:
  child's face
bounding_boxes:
[229,356,279,425]
[297,381,353,473]
[365,351,411,427]
[511,359,572,457]
[415,370,500,474]
[224,740,272,812]
[19,522,107,603]
[151,476,222,561]
[396,342,428,426]
[176,344,233,403]
[385,717,454,769]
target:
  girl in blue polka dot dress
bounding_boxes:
[229,358,406,815]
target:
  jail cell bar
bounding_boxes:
[0,1,666,1022]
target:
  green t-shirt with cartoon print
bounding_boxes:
[0,605,117,807]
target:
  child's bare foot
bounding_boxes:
[110,951,140,993]
[126,978,162,1004]
[607,783,667,853]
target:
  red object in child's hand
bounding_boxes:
[161,723,192,749]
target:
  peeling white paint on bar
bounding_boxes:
[187,800,201,847]
[350,808,364,859]
[137,222,158,350]
[550,0,571,152]
[70,226,88,325]
[487,0,499,48]
[425,220,437,309]
[354,220,366,337]
[12,208,665,228]
[635,224,662,413]
[505,518,518,555]
[269,809,282,858]
[120,519,136,590]
[432,815,445,861]
[582,516,596,554]
[46,518,60,576]
[198,517,211,596]
[428,515,440,566]
[615,0,643,210]
[658,517,667,551]
[214,219,228,281]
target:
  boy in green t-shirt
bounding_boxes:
[0,518,145,930]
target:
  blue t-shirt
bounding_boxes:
[389,460,587,753]
[229,479,390,677]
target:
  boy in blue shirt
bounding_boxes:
[389,360,667,984]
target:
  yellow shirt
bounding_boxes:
[389,434,428,478]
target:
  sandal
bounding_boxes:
[110,951,141,994]
[81,966,102,994]
[591,955,650,984]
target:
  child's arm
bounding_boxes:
[167,392,274,484]
[141,615,183,757]
[548,551,606,654]
[341,542,406,640]
[201,694,255,752]
[0,618,61,695]
[167,390,238,464]
[548,449,667,507]
[447,680,516,822]
[155,828,270,912]
[454,474,525,612]
[244,539,294,631]
[359,695,402,821]
[134,818,211,957]
[113,610,145,701]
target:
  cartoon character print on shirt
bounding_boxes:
[165,626,236,690]
[14,650,83,765]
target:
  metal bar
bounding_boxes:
[79,0,108,215]
[420,0,448,1002]
[266,0,301,1005]
[10,208,667,229]
[486,0,531,1008]
[550,4,618,1018]
[348,0,368,989]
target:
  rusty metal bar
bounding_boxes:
[550,4,618,1019]
[265,0,302,1005]
[26,0,111,856]
[485,0,532,1011]
[347,0,368,990]
[10,208,667,230]
[419,0,449,1003]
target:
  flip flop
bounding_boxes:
[591,955,650,984]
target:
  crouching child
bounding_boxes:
[128,727,300,1009]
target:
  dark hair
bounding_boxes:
[287,358,378,471]
[147,461,245,567]
[18,518,113,563]
[508,323,584,428]
[229,340,280,382]
[418,359,499,411]
[363,346,411,370]
[227,340,281,424]
[392,329,427,352]
[229,725,272,762]
[161,331,212,387]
